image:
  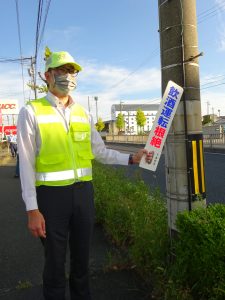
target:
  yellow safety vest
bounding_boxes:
[29,97,94,186]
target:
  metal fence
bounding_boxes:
[203,133,225,150]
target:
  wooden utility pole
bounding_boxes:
[158,0,206,231]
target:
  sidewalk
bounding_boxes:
[0,160,151,299]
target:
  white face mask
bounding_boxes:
[53,74,77,95]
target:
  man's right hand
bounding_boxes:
[27,209,46,238]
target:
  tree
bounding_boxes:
[95,117,105,132]
[136,108,146,134]
[116,113,125,132]
[27,82,48,94]
[202,115,212,125]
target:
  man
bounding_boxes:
[17,49,153,300]
[8,133,17,157]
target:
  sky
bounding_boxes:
[0,0,225,123]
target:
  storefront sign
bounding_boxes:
[0,99,19,115]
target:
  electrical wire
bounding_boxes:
[106,48,159,91]
[33,0,52,96]
[15,0,26,103]
[37,0,51,53]
[200,74,225,89]
[0,57,31,63]
[197,1,225,24]
[201,82,225,90]
[201,73,225,82]
[33,0,44,97]
[35,0,43,61]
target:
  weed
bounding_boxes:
[16,280,33,290]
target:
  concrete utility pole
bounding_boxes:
[88,96,91,113]
[31,57,37,99]
[28,57,37,99]
[206,101,210,115]
[212,107,214,123]
[94,96,98,121]
[120,101,124,114]
[158,0,206,231]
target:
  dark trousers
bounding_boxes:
[9,142,17,157]
[37,182,95,300]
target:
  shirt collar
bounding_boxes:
[45,91,75,108]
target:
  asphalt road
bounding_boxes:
[106,142,225,205]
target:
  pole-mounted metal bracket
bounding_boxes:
[183,52,204,63]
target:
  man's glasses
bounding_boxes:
[51,65,79,76]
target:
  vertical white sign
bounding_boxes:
[139,81,184,172]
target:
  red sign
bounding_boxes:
[0,100,19,115]
[0,125,17,135]
[0,104,16,109]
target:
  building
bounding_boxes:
[0,99,19,140]
[110,103,160,135]
[202,116,225,135]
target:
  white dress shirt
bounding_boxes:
[17,92,129,211]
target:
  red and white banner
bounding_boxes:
[0,125,17,135]
[0,99,19,115]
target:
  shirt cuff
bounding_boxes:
[24,198,38,211]
[117,153,130,165]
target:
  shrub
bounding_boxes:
[93,161,169,273]
[169,204,225,300]
[93,162,225,299]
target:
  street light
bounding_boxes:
[120,100,124,114]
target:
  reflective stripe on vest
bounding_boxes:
[36,114,62,124]
[36,168,92,182]
[36,115,90,124]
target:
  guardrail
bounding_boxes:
[106,135,148,144]
[203,133,225,150]
[106,133,225,149]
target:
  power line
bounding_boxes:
[198,1,225,17]
[37,0,52,53]
[33,0,44,97]
[201,73,225,82]
[34,0,52,96]
[15,0,26,103]
[197,1,225,24]
[35,0,43,61]
[201,82,225,90]
[200,73,225,89]
[107,48,159,90]
[201,76,225,87]
[0,57,31,63]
